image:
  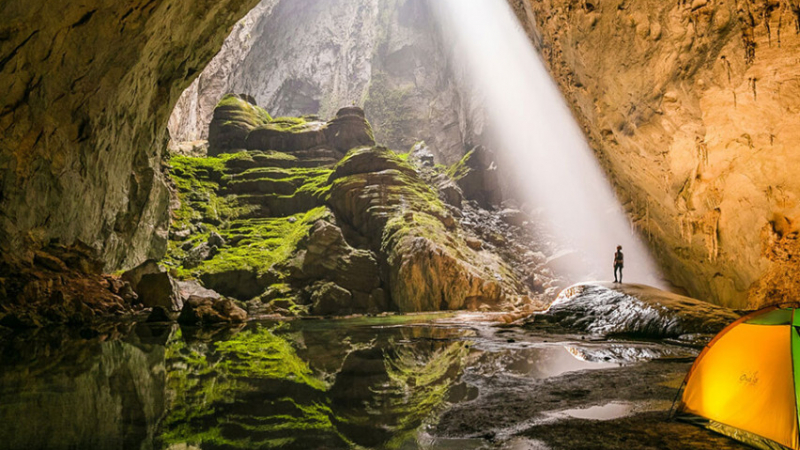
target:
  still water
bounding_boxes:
[0,314,687,450]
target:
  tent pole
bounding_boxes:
[666,379,686,421]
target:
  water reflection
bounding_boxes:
[468,345,619,379]
[0,324,169,450]
[0,316,677,450]
[159,321,472,449]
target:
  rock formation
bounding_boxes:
[164,98,554,316]
[510,0,800,308]
[536,282,740,339]
[168,0,486,164]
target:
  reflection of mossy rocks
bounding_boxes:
[208,94,272,155]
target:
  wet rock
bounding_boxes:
[104,276,138,303]
[178,296,248,325]
[537,283,740,338]
[136,272,182,312]
[177,280,221,302]
[121,260,164,293]
[146,306,180,323]
[310,282,353,316]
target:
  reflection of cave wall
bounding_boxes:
[0,327,168,450]
[0,0,259,270]
[510,0,800,308]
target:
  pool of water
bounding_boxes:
[0,314,692,450]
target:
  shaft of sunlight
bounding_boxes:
[432,0,664,287]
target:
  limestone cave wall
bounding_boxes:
[0,0,259,271]
[511,0,800,308]
[168,0,486,164]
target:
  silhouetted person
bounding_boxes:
[613,245,624,283]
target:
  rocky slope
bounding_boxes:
[162,97,559,316]
[511,0,800,308]
[168,0,485,164]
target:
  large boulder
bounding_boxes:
[536,282,740,338]
[324,107,376,153]
[177,280,221,302]
[208,94,272,155]
[136,272,182,312]
[296,221,381,294]
[121,259,163,293]
[310,282,353,316]
[178,296,247,325]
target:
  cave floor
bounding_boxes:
[0,313,750,450]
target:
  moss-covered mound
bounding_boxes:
[208,95,375,157]
[208,94,273,155]
[166,103,529,316]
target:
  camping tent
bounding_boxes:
[678,306,800,450]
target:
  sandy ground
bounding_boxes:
[426,323,751,450]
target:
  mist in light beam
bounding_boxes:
[432,0,664,287]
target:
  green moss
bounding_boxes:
[224,166,332,199]
[446,149,476,181]
[159,325,351,449]
[178,207,328,278]
[217,94,272,123]
[382,341,469,449]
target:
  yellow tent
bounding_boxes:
[678,307,800,450]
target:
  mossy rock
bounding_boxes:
[327,146,522,312]
[208,94,272,156]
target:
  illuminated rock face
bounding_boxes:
[168,0,486,165]
[0,0,259,271]
[511,0,800,308]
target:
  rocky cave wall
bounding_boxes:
[168,0,486,164]
[0,0,260,271]
[510,0,800,308]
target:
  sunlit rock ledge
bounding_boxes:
[534,282,740,339]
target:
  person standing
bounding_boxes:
[613,245,624,283]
